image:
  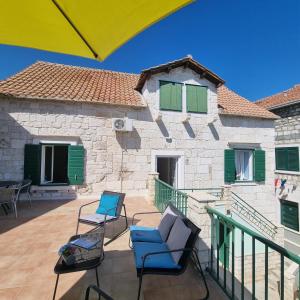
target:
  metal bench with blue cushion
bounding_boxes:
[129,203,182,247]
[130,204,209,300]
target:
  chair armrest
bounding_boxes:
[141,248,192,270]
[78,200,99,219]
[132,211,162,225]
[85,285,113,300]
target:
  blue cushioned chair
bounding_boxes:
[76,191,127,245]
[129,202,183,247]
[131,206,209,300]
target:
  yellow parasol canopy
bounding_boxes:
[0,0,193,60]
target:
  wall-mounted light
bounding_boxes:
[182,113,191,123]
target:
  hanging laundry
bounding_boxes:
[280,179,287,188]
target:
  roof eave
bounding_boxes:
[218,111,280,120]
[135,57,225,92]
[267,99,300,111]
[0,93,147,109]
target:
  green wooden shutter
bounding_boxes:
[275,148,287,170]
[254,149,265,182]
[159,81,182,111]
[186,85,208,113]
[68,145,84,185]
[287,147,299,171]
[24,144,41,185]
[224,149,235,183]
[281,200,299,231]
[275,147,299,171]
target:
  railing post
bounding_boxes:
[147,172,159,204]
[221,185,232,214]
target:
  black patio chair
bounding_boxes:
[76,191,128,245]
[0,183,22,218]
[134,218,209,300]
[85,285,114,300]
[18,179,32,207]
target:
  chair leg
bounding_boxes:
[52,274,60,300]
[95,268,100,300]
[123,205,128,229]
[95,267,100,287]
[137,275,143,300]
[1,204,8,215]
[13,202,17,218]
[27,192,32,207]
[192,249,209,300]
[76,220,80,235]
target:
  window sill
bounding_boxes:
[31,185,76,191]
[232,181,257,186]
[275,170,300,176]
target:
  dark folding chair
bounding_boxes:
[85,285,114,300]
[134,218,209,300]
[76,191,128,245]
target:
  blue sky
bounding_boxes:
[0,0,299,101]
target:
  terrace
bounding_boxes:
[1,177,300,300]
[0,196,226,300]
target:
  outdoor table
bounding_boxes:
[0,181,19,188]
[0,181,20,214]
[53,233,104,300]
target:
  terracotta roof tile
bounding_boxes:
[256,84,300,109]
[0,61,144,107]
[0,60,278,120]
[218,85,279,119]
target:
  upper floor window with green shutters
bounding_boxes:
[159,81,182,111]
[275,147,299,172]
[186,84,208,113]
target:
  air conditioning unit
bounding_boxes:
[112,118,133,132]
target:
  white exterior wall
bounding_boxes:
[0,66,277,222]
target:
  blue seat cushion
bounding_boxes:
[96,194,120,216]
[130,225,163,243]
[133,242,181,269]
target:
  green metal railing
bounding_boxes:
[231,192,278,239]
[207,206,300,300]
[154,178,188,215]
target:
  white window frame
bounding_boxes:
[234,149,254,182]
[41,145,54,184]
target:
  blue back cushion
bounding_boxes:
[133,242,181,269]
[96,194,120,216]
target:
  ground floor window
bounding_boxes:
[281,200,299,231]
[24,144,84,186]
[41,145,68,184]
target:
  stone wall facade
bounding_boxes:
[0,66,277,222]
[272,105,300,214]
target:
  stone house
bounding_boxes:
[0,56,279,222]
[257,84,300,252]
